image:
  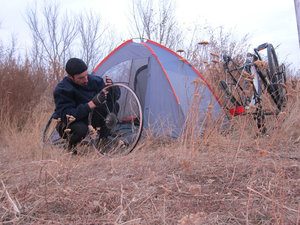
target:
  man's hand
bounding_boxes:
[105,75,113,86]
[92,91,106,105]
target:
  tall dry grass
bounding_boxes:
[0,38,299,224]
[1,73,299,224]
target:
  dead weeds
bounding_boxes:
[0,87,299,225]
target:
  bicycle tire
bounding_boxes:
[267,44,279,82]
[89,83,143,157]
[267,44,287,110]
[42,116,65,147]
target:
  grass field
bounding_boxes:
[0,81,299,225]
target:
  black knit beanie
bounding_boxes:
[65,58,88,76]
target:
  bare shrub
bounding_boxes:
[0,53,48,130]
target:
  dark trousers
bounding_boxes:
[57,102,118,150]
[68,120,89,149]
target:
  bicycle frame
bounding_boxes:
[222,54,262,110]
[221,53,273,131]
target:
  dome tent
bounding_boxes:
[92,39,224,137]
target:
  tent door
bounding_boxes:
[134,65,148,111]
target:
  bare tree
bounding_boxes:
[0,17,17,64]
[129,0,183,49]
[182,25,250,71]
[77,11,108,70]
[176,25,252,96]
[26,1,77,81]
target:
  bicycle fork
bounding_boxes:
[250,67,267,133]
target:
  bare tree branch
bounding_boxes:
[77,11,107,70]
[129,0,183,49]
[26,1,77,81]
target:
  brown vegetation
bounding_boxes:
[0,57,48,129]
[0,55,299,224]
[0,1,299,223]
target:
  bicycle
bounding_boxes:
[219,43,287,132]
[42,83,143,157]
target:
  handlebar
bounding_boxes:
[223,55,231,64]
[255,43,269,52]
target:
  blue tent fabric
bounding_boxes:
[93,39,225,137]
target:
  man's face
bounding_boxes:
[70,71,88,87]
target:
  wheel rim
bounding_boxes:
[90,83,143,157]
[42,117,65,147]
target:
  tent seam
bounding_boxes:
[145,40,223,107]
[141,42,180,105]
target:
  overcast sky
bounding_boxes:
[0,0,299,71]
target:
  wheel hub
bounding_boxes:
[105,112,118,129]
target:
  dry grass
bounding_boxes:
[0,83,299,225]
[0,41,299,224]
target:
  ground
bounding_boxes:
[1,83,300,224]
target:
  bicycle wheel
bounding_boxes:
[42,115,66,147]
[89,83,143,157]
[267,44,279,81]
[267,44,287,110]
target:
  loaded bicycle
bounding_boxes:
[42,83,143,157]
[220,43,287,132]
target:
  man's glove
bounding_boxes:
[92,91,106,105]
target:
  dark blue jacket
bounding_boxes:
[53,75,105,123]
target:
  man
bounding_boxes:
[53,58,118,154]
